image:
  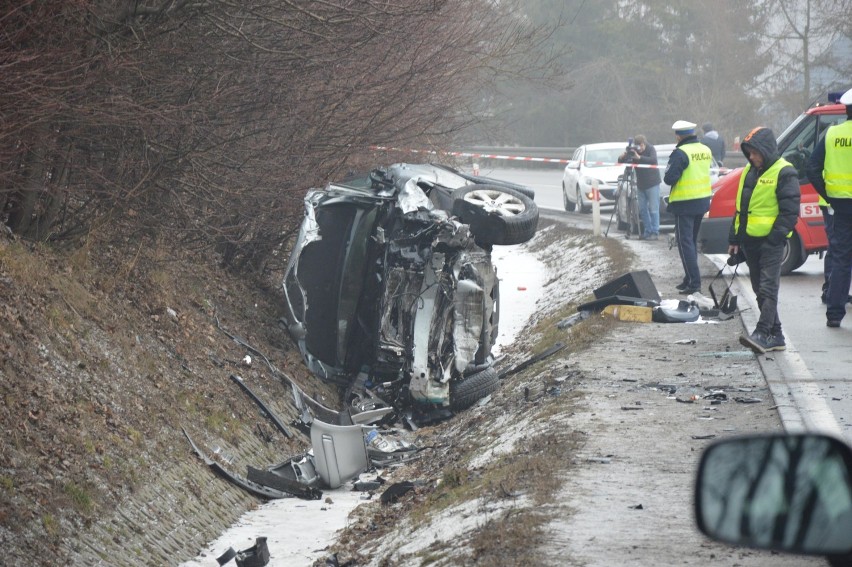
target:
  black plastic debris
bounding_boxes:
[217,547,237,565]
[325,552,356,567]
[230,374,293,438]
[586,457,612,464]
[498,342,566,379]
[246,466,323,500]
[354,480,383,492]
[735,397,763,404]
[556,310,591,329]
[652,300,700,323]
[629,504,644,510]
[691,434,717,440]
[381,481,416,505]
[709,265,739,315]
[182,428,293,500]
[235,537,270,567]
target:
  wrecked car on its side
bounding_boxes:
[281,163,538,423]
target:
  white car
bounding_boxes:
[561,142,627,213]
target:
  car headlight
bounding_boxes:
[580,176,603,187]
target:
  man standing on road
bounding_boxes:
[701,123,726,165]
[664,120,713,294]
[729,127,800,354]
[807,88,852,328]
[618,135,662,240]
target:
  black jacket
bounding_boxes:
[701,131,725,164]
[618,143,662,191]
[728,127,800,246]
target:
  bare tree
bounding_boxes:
[491,0,771,147]
[755,0,852,117]
[0,1,558,274]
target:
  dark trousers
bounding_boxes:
[821,206,835,288]
[743,237,784,335]
[827,210,852,322]
[674,213,704,288]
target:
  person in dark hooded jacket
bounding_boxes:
[729,127,800,354]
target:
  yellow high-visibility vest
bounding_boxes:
[824,121,852,199]
[735,158,794,237]
[669,143,713,202]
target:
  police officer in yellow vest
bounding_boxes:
[808,88,852,327]
[730,127,800,354]
[664,120,713,294]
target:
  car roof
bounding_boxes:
[581,142,628,150]
[654,143,676,157]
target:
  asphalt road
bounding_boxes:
[480,165,852,442]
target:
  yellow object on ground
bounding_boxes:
[601,304,654,323]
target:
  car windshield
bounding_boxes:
[778,113,847,179]
[585,148,623,167]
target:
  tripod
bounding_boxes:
[606,164,642,238]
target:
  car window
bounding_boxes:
[585,148,622,166]
[780,113,847,180]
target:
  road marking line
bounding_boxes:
[714,255,843,437]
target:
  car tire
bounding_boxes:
[451,185,539,246]
[577,185,590,214]
[450,366,499,412]
[563,184,576,212]
[460,175,535,200]
[780,233,804,275]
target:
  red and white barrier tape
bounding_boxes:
[370,145,571,164]
[370,145,666,168]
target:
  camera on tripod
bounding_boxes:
[625,137,640,156]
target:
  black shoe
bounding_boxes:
[676,281,689,291]
[765,334,786,351]
[828,319,842,328]
[740,330,770,354]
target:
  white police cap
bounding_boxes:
[841,88,852,105]
[671,120,697,131]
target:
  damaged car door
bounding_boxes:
[282,164,537,421]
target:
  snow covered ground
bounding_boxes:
[179,245,547,566]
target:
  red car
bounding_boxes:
[698,95,848,274]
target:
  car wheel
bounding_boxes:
[780,232,803,275]
[449,366,499,412]
[451,185,539,246]
[576,185,590,214]
[563,183,576,212]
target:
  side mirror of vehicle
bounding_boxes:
[695,433,852,559]
[566,161,580,170]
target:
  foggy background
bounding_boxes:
[2,1,850,274]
